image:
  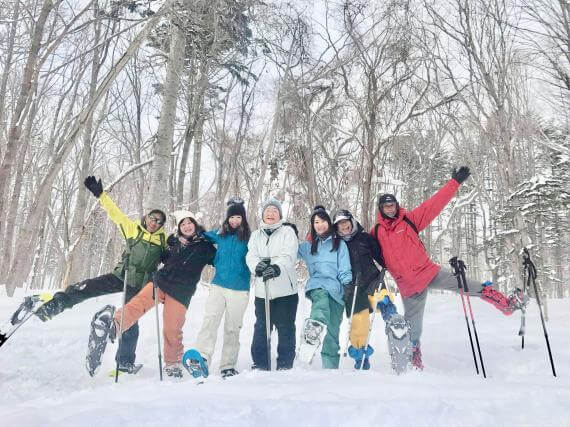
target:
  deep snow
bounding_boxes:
[0,285,568,427]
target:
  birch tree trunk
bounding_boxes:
[146,23,185,213]
[63,7,105,286]
[188,114,205,212]
[0,0,21,135]
[0,0,55,255]
[4,1,171,295]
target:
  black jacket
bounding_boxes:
[344,222,385,314]
[154,230,216,308]
[346,223,384,286]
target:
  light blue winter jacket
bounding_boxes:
[298,236,352,306]
[204,229,250,292]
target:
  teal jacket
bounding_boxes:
[298,236,352,306]
[204,229,250,291]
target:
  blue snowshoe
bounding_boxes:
[182,349,209,379]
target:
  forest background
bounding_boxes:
[0,0,567,307]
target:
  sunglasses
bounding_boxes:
[147,214,164,226]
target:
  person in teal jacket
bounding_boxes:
[298,205,352,369]
[192,197,251,378]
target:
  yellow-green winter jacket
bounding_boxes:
[98,192,167,287]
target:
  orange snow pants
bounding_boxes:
[114,282,187,364]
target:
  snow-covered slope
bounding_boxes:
[1,286,568,427]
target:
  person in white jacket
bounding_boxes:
[246,197,299,370]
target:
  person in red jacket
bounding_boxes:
[371,166,527,370]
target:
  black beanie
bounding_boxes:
[226,198,247,219]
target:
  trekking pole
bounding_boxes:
[457,259,486,378]
[113,224,134,383]
[523,248,557,377]
[342,283,358,358]
[262,262,272,371]
[449,257,479,376]
[153,282,163,381]
[519,263,528,350]
[115,255,129,384]
[357,269,386,370]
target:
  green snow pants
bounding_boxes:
[307,289,344,369]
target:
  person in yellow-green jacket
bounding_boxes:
[32,175,167,373]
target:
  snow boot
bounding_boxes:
[34,293,68,322]
[348,345,374,370]
[117,361,143,374]
[411,343,424,371]
[85,305,116,377]
[376,294,397,321]
[165,363,184,378]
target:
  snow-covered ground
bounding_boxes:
[0,286,568,427]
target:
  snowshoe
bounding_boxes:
[296,318,327,366]
[0,293,53,349]
[508,288,529,311]
[385,314,412,375]
[182,349,209,379]
[221,368,239,378]
[85,305,116,377]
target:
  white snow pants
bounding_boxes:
[194,285,249,371]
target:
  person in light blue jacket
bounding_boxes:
[298,205,352,369]
[192,197,251,378]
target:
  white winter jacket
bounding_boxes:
[246,222,299,300]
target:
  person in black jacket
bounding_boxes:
[89,210,216,378]
[333,209,389,370]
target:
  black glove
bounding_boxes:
[255,258,270,277]
[262,264,281,281]
[84,175,103,198]
[452,166,470,184]
[343,282,355,303]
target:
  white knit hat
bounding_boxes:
[173,210,196,227]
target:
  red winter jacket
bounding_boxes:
[371,179,460,298]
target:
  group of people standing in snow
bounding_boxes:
[31,166,528,378]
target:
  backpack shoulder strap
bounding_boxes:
[373,223,380,240]
[282,222,299,238]
[402,215,419,235]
